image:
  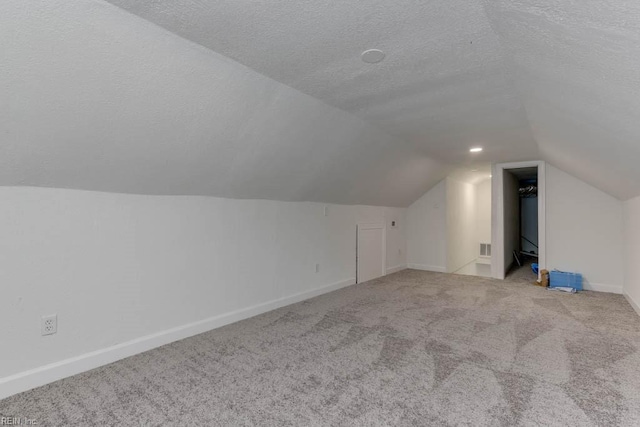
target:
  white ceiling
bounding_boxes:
[484,0,640,199]
[0,0,449,207]
[2,0,639,205]
[105,0,540,167]
[104,0,640,200]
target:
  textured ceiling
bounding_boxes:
[0,0,449,207]
[2,0,639,205]
[104,0,640,200]
[484,0,640,199]
[105,0,540,167]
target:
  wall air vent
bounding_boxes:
[480,243,491,257]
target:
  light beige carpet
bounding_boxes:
[2,269,640,426]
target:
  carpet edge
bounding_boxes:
[386,264,407,275]
[407,263,446,273]
[624,292,640,317]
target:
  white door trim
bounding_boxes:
[356,223,386,283]
[491,161,546,280]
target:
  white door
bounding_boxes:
[357,223,386,283]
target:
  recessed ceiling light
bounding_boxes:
[361,49,385,64]
[469,147,483,153]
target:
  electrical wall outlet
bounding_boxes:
[41,314,57,336]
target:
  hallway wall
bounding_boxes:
[446,178,477,273]
[476,178,492,252]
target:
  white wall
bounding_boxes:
[546,164,623,293]
[0,187,406,397]
[446,178,477,273]
[476,178,492,248]
[503,171,520,274]
[407,180,447,272]
[623,196,640,315]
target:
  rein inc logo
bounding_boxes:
[0,417,38,425]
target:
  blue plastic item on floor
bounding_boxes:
[531,263,539,275]
[547,286,577,294]
[549,270,582,291]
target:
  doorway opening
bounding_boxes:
[492,161,546,280]
[505,167,539,280]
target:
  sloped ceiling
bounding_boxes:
[105,0,540,168]
[0,0,448,207]
[484,0,640,199]
[2,1,639,205]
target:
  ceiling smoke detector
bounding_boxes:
[361,49,385,64]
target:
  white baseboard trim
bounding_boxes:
[582,282,623,294]
[385,264,407,275]
[407,263,446,273]
[0,277,356,400]
[624,293,640,317]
